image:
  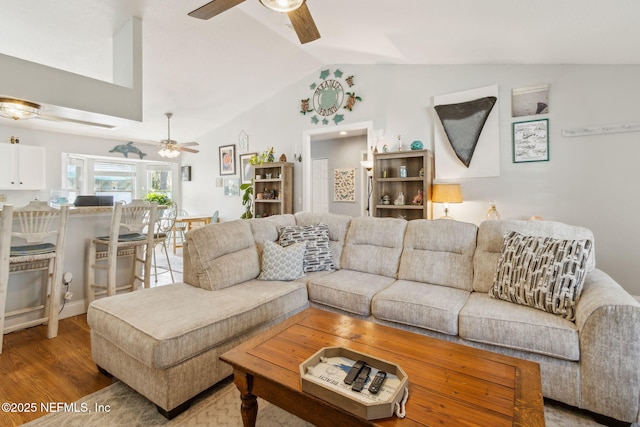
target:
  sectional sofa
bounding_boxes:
[87,212,640,423]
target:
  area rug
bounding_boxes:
[24,376,627,427]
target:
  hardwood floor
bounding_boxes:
[0,315,113,426]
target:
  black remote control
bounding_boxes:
[344,360,366,385]
[351,366,371,392]
[368,370,387,394]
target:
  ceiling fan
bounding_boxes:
[188,0,320,44]
[154,113,200,158]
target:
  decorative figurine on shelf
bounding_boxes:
[412,189,424,205]
[411,140,423,150]
[397,135,403,151]
[419,167,424,177]
[382,144,389,152]
[486,200,501,220]
[382,194,391,205]
[267,147,275,163]
[394,192,406,206]
[279,153,287,162]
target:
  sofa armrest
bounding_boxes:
[575,269,640,422]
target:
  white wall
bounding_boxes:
[183,64,640,296]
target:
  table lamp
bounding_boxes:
[432,183,463,219]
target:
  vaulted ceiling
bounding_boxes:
[1,0,639,144]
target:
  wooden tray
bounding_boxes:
[299,346,408,420]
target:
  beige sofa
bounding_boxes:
[87,213,640,423]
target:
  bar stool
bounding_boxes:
[0,202,69,354]
[86,200,158,305]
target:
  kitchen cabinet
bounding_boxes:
[0,144,46,190]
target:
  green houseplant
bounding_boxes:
[144,192,171,205]
[240,182,253,219]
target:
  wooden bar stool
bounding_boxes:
[86,200,157,305]
[0,201,69,354]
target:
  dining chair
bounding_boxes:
[171,209,189,254]
[151,202,177,283]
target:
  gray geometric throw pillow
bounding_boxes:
[257,240,306,281]
[279,223,335,272]
[490,230,593,321]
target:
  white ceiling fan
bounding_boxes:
[153,113,200,158]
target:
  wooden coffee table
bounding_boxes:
[220,308,544,426]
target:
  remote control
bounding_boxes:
[368,370,387,394]
[344,360,366,385]
[351,366,371,392]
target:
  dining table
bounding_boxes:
[172,215,212,254]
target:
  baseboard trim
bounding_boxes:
[59,299,87,320]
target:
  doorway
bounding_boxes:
[302,121,374,216]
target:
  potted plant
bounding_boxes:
[240,181,253,219]
[144,192,171,205]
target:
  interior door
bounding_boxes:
[311,158,329,213]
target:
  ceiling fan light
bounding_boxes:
[159,146,180,158]
[259,0,304,13]
[0,97,40,120]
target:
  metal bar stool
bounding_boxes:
[86,200,157,305]
[151,202,177,283]
[0,201,69,354]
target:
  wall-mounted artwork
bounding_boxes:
[512,85,549,117]
[224,178,240,196]
[433,85,500,179]
[513,119,549,163]
[219,144,236,176]
[239,152,256,184]
[333,168,356,202]
[238,130,249,152]
[181,166,191,181]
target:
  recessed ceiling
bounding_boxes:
[0,0,639,144]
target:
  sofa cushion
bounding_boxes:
[372,280,470,335]
[459,293,580,361]
[184,220,260,291]
[249,214,296,259]
[295,212,351,270]
[490,231,593,321]
[258,240,306,281]
[398,219,477,291]
[341,216,407,278]
[307,269,396,316]
[87,281,309,370]
[279,223,335,272]
[473,220,596,293]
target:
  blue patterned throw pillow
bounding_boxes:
[258,240,306,281]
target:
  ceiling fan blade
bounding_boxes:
[188,0,246,20]
[180,142,200,147]
[178,147,200,154]
[287,2,320,44]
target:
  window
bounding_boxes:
[94,161,136,204]
[62,153,177,204]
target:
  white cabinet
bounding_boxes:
[0,144,46,190]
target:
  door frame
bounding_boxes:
[302,121,374,214]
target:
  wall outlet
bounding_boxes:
[64,291,73,300]
[0,194,6,202]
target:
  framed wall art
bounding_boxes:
[239,152,256,184]
[512,119,549,163]
[181,166,192,182]
[219,144,236,175]
[224,178,240,196]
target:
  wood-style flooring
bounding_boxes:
[0,315,113,426]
